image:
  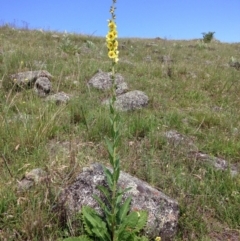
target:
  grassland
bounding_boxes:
[0,25,240,240]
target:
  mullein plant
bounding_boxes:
[63,1,148,241]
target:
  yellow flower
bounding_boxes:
[155,237,161,241]
[107,40,118,51]
[111,29,118,38]
[108,50,117,59]
[108,20,116,30]
[107,41,114,50]
[113,40,118,48]
[106,31,115,41]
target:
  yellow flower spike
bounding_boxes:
[155,237,161,241]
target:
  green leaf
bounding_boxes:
[117,196,132,224]
[63,235,92,241]
[96,185,111,203]
[114,158,120,181]
[103,166,113,188]
[81,206,110,241]
[93,194,109,211]
[133,211,148,232]
[105,138,114,166]
[123,211,139,229]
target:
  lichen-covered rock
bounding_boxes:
[103,90,149,111]
[189,151,239,177]
[58,163,179,240]
[34,77,52,97]
[88,69,128,95]
[10,70,52,88]
[17,168,48,192]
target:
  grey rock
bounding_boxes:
[17,168,48,192]
[165,130,197,152]
[46,91,71,105]
[10,70,52,88]
[189,151,239,177]
[166,130,239,176]
[103,90,149,111]
[58,163,179,240]
[159,55,173,64]
[88,69,128,95]
[146,43,158,47]
[34,77,52,97]
[229,61,240,70]
[144,56,152,62]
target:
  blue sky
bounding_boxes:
[0,0,239,43]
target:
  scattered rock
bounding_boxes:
[165,130,239,176]
[165,130,196,151]
[229,61,240,70]
[58,163,179,240]
[189,151,239,177]
[17,168,48,192]
[87,69,128,95]
[146,43,158,47]
[103,90,149,111]
[144,56,152,62]
[46,91,71,104]
[158,55,173,64]
[34,77,52,97]
[10,70,52,88]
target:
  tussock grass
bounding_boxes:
[0,25,240,240]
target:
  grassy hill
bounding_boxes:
[0,25,240,240]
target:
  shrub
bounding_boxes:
[202,31,215,43]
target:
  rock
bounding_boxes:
[17,168,48,192]
[34,77,52,97]
[146,43,158,47]
[158,55,173,64]
[103,90,149,111]
[229,61,240,70]
[58,163,179,240]
[46,91,71,104]
[144,56,152,62]
[189,151,239,177]
[88,69,128,95]
[10,70,52,88]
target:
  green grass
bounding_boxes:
[0,25,240,240]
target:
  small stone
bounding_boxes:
[34,77,52,97]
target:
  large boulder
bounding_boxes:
[58,163,179,240]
